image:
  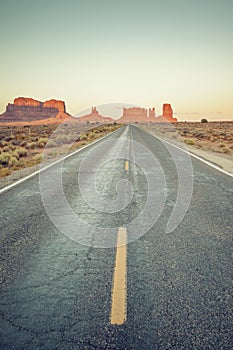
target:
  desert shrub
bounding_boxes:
[8,143,16,151]
[4,135,14,142]
[47,151,58,158]
[0,152,11,166]
[46,140,58,148]
[9,156,19,167]
[87,132,95,140]
[184,139,195,145]
[54,135,72,145]
[2,144,16,151]
[79,133,87,141]
[26,142,37,149]
[0,168,12,177]
[3,146,11,152]
[221,147,231,154]
[212,131,220,137]
[38,137,48,144]
[78,140,87,146]
[31,137,39,142]
[17,159,26,167]
[17,133,26,140]
[11,139,22,146]
[193,132,204,138]
[38,142,46,148]
[16,147,28,157]
[11,150,19,160]
[218,143,226,148]
[201,118,208,123]
[33,154,43,162]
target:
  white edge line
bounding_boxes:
[0,126,122,196]
[134,125,233,179]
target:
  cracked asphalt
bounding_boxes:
[0,125,232,349]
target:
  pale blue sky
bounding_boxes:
[0,0,233,120]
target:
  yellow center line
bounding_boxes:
[125,161,129,172]
[110,227,127,325]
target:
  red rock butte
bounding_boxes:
[0,98,177,124]
[76,107,113,123]
[77,104,177,123]
[119,104,177,123]
[0,97,70,123]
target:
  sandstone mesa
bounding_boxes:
[0,97,177,124]
[0,97,70,124]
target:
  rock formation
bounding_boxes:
[43,99,66,113]
[118,107,148,123]
[148,107,155,119]
[163,104,173,118]
[155,103,177,122]
[77,107,113,123]
[14,97,41,107]
[113,104,177,123]
[118,106,157,123]
[0,97,70,123]
[0,98,178,124]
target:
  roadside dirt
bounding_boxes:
[0,122,121,189]
[142,122,233,175]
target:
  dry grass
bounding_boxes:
[0,122,121,178]
[143,121,233,156]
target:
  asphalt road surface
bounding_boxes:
[0,125,232,349]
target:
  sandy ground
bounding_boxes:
[0,163,41,190]
[0,124,121,190]
[141,125,233,175]
[185,146,233,175]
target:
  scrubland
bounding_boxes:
[0,122,121,178]
[144,121,233,155]
[1,121,232,181]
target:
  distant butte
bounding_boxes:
[155,103,177,123]
[78,104,177,123]
[0,98,177,125]
[0,97,71,124]
[117,104,177,123]
[77,107,113,123]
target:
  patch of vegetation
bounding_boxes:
[144,121,233,156]
[221,147,231,154]
[79,133,88,141]
[184,139,195,145]
[0,123,122,178]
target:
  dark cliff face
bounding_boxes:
[0,97,68,122]
[3,104,59,121]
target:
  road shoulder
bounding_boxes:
[140,125,233,175]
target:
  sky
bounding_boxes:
[0,0,233,121]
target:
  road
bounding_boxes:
[0,125,232,349]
